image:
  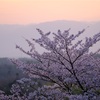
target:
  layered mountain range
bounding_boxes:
[0,20,100,58]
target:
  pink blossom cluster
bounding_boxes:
[1,28,100,99]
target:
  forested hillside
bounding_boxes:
[0,58,24,93]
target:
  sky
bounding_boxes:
[0,0,100,58]
[0,0,100,24]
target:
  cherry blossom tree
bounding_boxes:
[1,28,100,99]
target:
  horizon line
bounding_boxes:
[0,20,100,26]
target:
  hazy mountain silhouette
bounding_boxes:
[0,20,100,58]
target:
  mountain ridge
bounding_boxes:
[0,20,100,58]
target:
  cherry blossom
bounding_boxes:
[0,28,100,100]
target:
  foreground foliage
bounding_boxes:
[1,28,100,100]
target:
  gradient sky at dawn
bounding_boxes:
[0,0,100,24]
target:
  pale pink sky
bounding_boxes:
[0,0,100,24]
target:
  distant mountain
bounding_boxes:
[0,20,100,58]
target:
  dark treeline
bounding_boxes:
[0,58,47,94]
[0,58,25,93]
